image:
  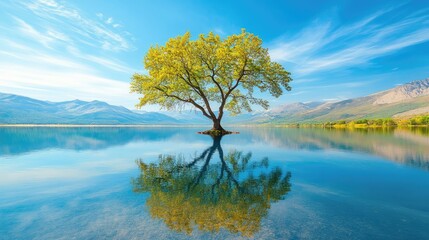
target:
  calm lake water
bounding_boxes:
[1,127,429,239]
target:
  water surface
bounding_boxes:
[1,127,429,239]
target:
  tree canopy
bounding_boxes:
[131,29,292,132]
[132,136,292,237]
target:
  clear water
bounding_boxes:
[0,127,428,240]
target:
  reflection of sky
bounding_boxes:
[1,127,429,239]
[0,139,206,186]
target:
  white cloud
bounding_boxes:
[0,38,139,109]
[213,27,226,36]
[37,0,58,8]
[13,16,55,48]
[290,91,308,96]
[22,0,134,52]
[0,63,138,107]
[81,55,137,73]
[0,38,90,70]
[0,1,143,108]
[269,21,331,63]
[46,29,70,42]
[106,17,113,24]
[269,6,429,76]
[298,80,374,91]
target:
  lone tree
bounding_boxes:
[131,29,292,134]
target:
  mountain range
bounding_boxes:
[0,78,428,124]
[260,78,429,123]
[0,93,178,124]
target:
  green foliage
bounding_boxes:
[317,115,429,128]
[355,119,368,124]
[130,30,291,128]
[408,115,429,125]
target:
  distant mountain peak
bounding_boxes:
[270,101,324,115]
[373,78,429,105]
[71,99,86,103]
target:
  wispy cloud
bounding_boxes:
[46,28,70,42]
[0,39,89,70]
[13,16,58,48]
[21,0,134,52]
[0,36,139,107]
[0,63,137,106]
[269,6,429,76]
[106,17,113,24]
[298,80,374,91]
[80,55,137,74]
[0,0,141,108]
[213,27,226,36]
[290,91,308,96]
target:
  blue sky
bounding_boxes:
[0,0,428,110]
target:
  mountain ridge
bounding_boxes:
[0,78,428,124]
[261,78,429,123]
[0,93,179,124]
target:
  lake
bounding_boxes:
[1,127,429,239]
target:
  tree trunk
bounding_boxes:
[211,118,224,131]
[198,118,236,136]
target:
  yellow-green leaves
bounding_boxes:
[131,29,292,121]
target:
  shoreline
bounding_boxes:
[0,124,210,128]
[0,124,427,128]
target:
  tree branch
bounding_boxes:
[185,148,211,168]
[217,58,248,120]
[188,98,212,119]
[210,70,225,100]
[198,55,225,100]
[154,86,189,103]
[154,86,212,119]
[179,59,217,120]
[188,144,217,191]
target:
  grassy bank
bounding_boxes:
[272,115,429,128]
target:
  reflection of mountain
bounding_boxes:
[0,127,186,156]
[249,128,429,170]
[2,127,428,171]
[132,136,291,237]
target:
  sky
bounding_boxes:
[0,0,428,111]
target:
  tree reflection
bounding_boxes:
[132,135,291,237]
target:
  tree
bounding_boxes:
[131,29,292,134]
[132,136,292,237]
